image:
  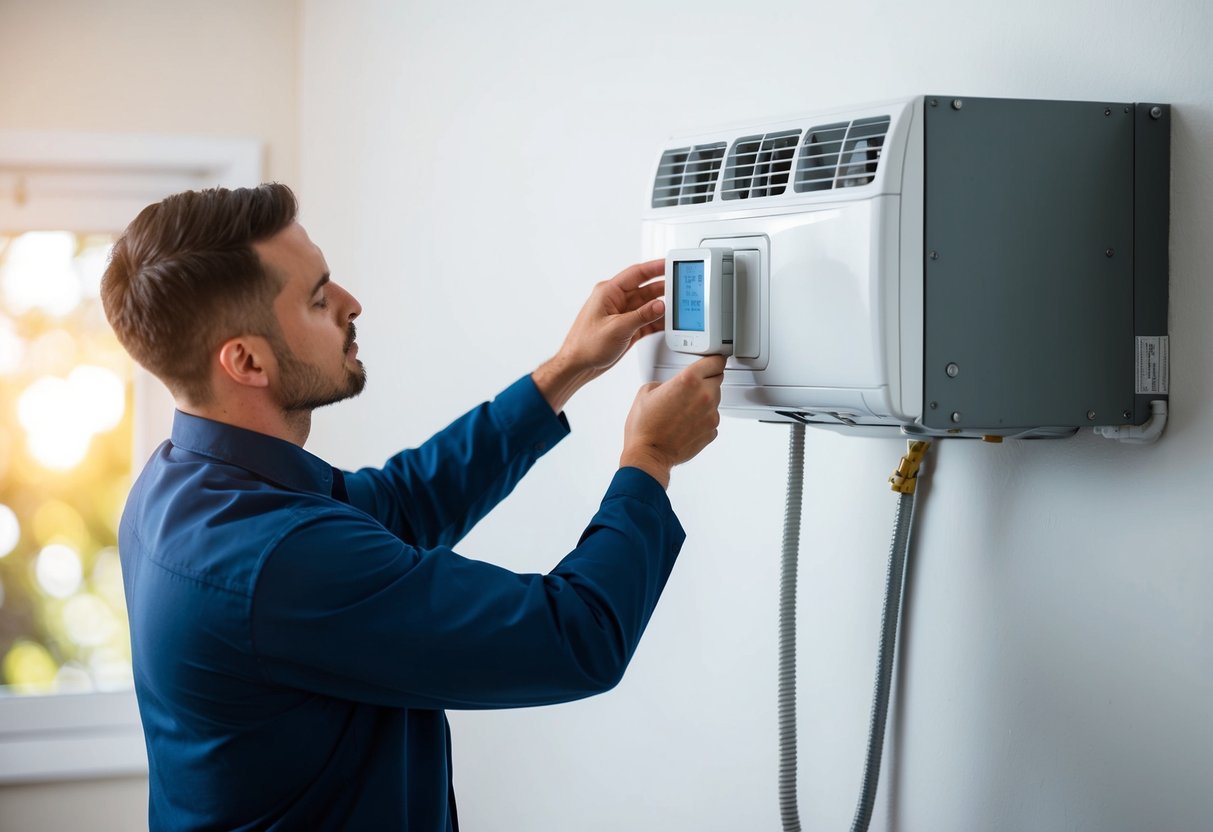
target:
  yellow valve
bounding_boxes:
[889,439,932,494]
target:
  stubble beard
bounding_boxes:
[272,323,367,414]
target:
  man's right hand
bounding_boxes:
[619,355,726,489]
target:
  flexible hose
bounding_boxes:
[849,486,918,832]
[778,423,806,832]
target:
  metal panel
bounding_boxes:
[1132,103,1171,424]
[922,96,1135,430]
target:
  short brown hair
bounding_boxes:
[101,183,298,405]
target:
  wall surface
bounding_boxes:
[299,1,1213,830]
[0,0,300,183]
[0,1,300,829]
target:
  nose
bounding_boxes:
[332,281,362,321]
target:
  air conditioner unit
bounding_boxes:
[640,96,1170,439]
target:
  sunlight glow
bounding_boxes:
[16,365,126,470]
[0,231,81,316]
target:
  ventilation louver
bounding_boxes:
[795,116,891,192]
[722,130,800,200]
[650,143,727,208]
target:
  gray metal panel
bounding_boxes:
[1132,103,1171,424]
[922,96,1136,431]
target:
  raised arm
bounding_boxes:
[344,259,673,548]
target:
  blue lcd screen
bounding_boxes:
[673,260,705,332]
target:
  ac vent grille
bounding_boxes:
[795,115,891,193]
[722,130,801,201]
[651,142,727,208]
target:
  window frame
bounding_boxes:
[0,130,261,783]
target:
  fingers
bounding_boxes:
[683,354,728,380]
[627,296,665,326]
[610,258,666,292]
[622,280,664,312]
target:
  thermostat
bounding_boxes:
[665,247,734,355]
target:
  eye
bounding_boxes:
[313,295,329,309]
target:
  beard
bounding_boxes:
[272,322,367,413]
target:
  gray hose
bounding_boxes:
[778,423,805,832]
[777,427,925,832]
[849,487,918,832]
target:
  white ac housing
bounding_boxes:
[641,96,1170,438]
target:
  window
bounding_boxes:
[0,131,260,781]
[0,229,133,696]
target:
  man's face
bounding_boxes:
[255,222,366,413]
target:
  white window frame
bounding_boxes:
[0,130,261,783]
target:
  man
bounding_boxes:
[101,183,724,831]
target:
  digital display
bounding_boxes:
[673,260,705,332]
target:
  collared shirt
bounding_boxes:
[119,376,685,831]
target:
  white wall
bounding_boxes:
[301,1,1213,830]
[0,2,300,829]
[0,0,301,183]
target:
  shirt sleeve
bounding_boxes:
[342,374,569,549]
[250,467,685,710]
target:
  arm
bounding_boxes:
[343,375,568,549]
[253,337,724,709]
[343,258,671,547]
[252,467,684,709]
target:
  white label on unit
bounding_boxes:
[1135,336,1169,395]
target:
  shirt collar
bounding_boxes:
[169,410,337,498]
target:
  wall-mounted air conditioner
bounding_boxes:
[641,96,1170,439]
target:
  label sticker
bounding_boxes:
[1135,336,1169,395]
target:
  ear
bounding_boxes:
[216,336,272,389]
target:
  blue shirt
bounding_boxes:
[119,376,685,831]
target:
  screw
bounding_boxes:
[1124,106,1131,114]
[929,250,940,260]
[1087,410,1097,421]
[929,401,939,410]
[1150,106,1163,119]
[929,98,939,107]
[952,99,964,110]
[951,411,962,423]
[1122,409,1132,420]
[946,362,960,378]
[1106,248,1115,257]
[1104,107,1112,117]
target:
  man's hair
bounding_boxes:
[101,183,298,405]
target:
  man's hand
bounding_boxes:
[619,355,726,489]
[532,259,666,413]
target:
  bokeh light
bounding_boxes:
[1,230,132,696]
[35,543,84,599]
[75,238,114,299]
[32,499,89,550]
[91,547,125,607]
[0,503,19,558]
[89,647,133,692]
[70,365,126,432]
[16,365,126,470]
[63,594,119,647]
[2,640,58,694]
[0,231,81,316]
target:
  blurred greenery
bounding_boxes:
[0,231,134,696]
